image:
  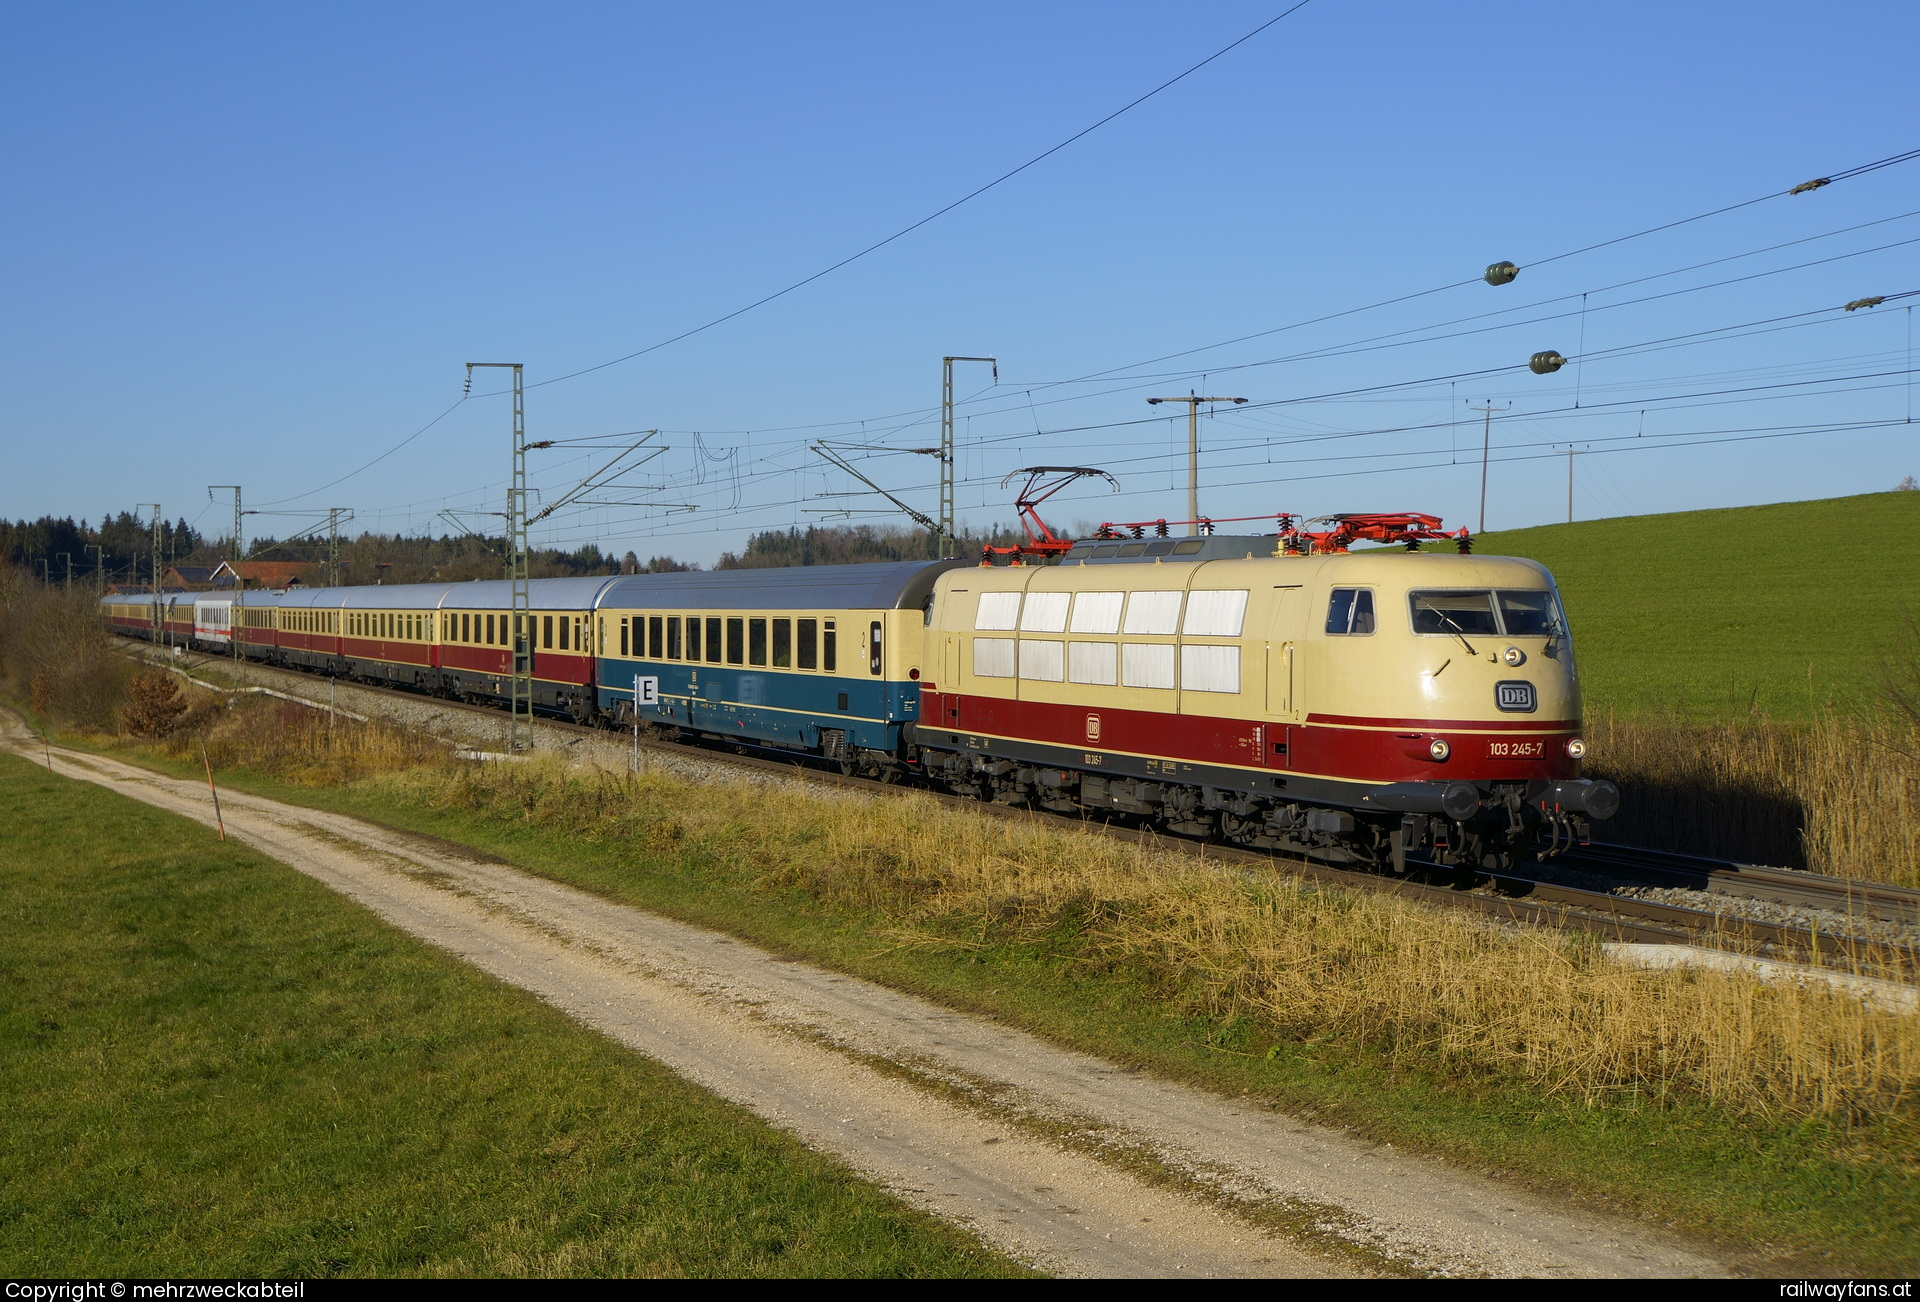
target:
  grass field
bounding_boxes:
[108,711,1920,1278]
[1471,490,1920,719]
[0,751,1025,1278]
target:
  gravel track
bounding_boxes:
[4,707,1725,1278]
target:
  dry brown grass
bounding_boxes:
[359,755,1920,1123]
[1587,710,1920,887]
[57,630,1918,1124]
[151,691,444,783]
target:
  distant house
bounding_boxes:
[162,564,234,590]
[211,560,321,590]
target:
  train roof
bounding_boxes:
[432,576,627,610]
[1058,534,1282,564]
[602,559,967,612]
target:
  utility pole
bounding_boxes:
[325,507,353,587]
[467,363,532,754]
[87,544,105,596]
[940,356,996,558]
[138,503,162,642]
[210,486,243,675]
[1565,448,1577,524]
[1146,393,1248,535]
[1466,402,1510,535]
[60,554,71,594]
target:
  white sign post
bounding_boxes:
[632,674,658,773]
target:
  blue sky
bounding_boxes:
[5,1,1916,563]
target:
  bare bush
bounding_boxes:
[121,669,188,737]
[0,577,130,729]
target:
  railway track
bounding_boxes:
[1562,841,1920,927]
[146,645,1920,979]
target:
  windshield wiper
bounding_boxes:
[1433,610,1478,657]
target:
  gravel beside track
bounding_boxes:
[3,706,1729,1279]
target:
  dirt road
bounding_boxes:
[4,725,1727,1277]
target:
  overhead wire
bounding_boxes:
[516,2,1317,394]
[272,146,1920,515]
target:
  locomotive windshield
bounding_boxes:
[1408,591,1498,636]
[1408,589,1566,638]
[1495,589,1567,638]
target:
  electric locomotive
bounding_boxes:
[912,523,1616,869]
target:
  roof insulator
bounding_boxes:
[1484,261,1519,286]
[1789,177,1831,195]
[1843,296,1886,312]
[1529,350,1568,375]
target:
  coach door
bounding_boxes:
[942,636,961,725]
[1264,585,1303,768]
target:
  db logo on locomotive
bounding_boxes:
[1495,681,1537,713]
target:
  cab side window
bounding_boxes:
[1326,588,1376,635]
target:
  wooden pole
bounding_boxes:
[199,737,226,841]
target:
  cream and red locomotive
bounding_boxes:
[914,515,1615,870]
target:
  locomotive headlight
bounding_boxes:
[1428,738,1451,762]
[1501,646,1526,666]
[1566,737,1588,759]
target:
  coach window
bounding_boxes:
[823,620,838,673]
[724,618,744,664]
[481,613,491,644]
[648,616,664,659]
[773,618,792,668]
[457,612,467,643]
[869,621,883,675]
[797,618,818,670]
[748,618,767,665]
[1326,588,1377,635]
[706,617,723,663]
[620,617,630,657]
[543,615,554,649]
[686,616,703,662]
[667,616,683,660]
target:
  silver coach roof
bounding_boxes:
[602,560,966,612]
[437,576,627,611]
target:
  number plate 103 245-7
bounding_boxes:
[1486,739,1546,759]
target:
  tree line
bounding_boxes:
[3,512,1026,589]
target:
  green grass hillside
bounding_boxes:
[0,753,1022,1278]
[1471,491,1920,720]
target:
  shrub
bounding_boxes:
[121,670,188,738]
[0,578,130,729]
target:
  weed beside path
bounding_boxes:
[102,704,1918,1276]
[0,751,1026,1279]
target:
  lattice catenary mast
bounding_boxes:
[467,363,532,754]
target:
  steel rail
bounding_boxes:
[1563,841,1920,927]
